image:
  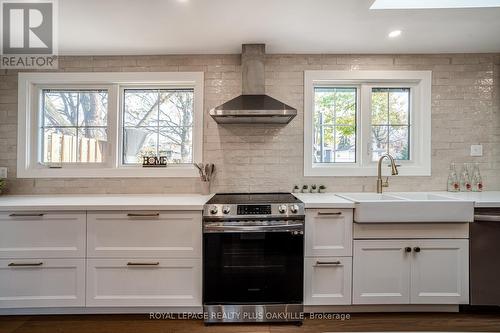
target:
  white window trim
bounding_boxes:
[304,70,431,177]
[17,72,204,178]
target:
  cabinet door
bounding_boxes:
[305,209,353,257]
[87,211,201,258]
[304,257,352,305]
[353,240,411,304]
[0,212,86,258]
[86,258,201,307]
[0,259,85,308]
[410,239,469,304]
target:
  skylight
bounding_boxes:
[370,0,500,9]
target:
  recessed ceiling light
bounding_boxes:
[371,0,500,9]
[388,30,402,38]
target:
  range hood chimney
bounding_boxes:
[209,44,297,124]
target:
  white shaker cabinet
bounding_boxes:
[0,259,85,308]
[410,239,469,304]
[304,257,352,305]
[87,211,202,258]
[353,239,469,305]
[0,212,86,259]
[304,209,353,306]
[352,240,411,304]
[305,209,353,257]
[86,258,201,307]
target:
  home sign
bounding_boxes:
[142,156,168,167]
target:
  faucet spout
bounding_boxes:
[376,154,399,193]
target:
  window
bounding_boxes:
[314,87,357,163]
[41,89,108,164]
[17,72,203,178]
[122,89,194,165]
[370,88,410,161]
[304,71,431,176]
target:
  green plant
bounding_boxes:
[0,178,6,193]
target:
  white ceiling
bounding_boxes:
[58,0,500,55]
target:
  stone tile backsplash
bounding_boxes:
[0,53,499,194]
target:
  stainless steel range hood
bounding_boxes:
[209,44,297,124]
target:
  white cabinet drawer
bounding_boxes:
[0,212,86,258]
[304,257,352,305]
[305,209,353,257]
[86,258,201,307]
[0,259,85,308]
[87,211,201,258]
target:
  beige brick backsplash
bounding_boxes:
[0,53,499,194]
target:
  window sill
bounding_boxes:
[16,165,199,178]
[304,164,431,177]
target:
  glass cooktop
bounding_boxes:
[206,192,301,205]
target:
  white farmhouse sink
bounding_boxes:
[336,192,474,223]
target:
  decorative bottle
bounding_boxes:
[460,164,472,192]
[447,163,459,192]
[472,163,483,192]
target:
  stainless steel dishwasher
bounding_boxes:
[470,208,500,306]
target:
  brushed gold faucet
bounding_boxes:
[376,154,399,193]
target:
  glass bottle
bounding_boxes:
[460,163,472,192]
[447,163,459,192]
[472,163,483,192]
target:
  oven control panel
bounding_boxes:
[203,203,305,219]
[237,205,271,215]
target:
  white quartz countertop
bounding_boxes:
[433,191,500,208]
[1,191,499,212]
[0,194,213,211]
[292,193,356,209]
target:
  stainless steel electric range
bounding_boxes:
[202,193,305,324]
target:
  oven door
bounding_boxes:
[203,222,303,305]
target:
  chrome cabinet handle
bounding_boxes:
[8,262,43,267]
[126,213,160,217]
[127,262,160,266]
[317,212,342,216]
[413,247,421,253]
[9,213,44,217]
[314,261,342,267]
[405,247,412,253]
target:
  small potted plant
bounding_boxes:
[301,185,309,193]
[310,184,318,193]
[292,185,300,193]
[318,185,327,193]
[0,178,6,195]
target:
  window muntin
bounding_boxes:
[41,89,108,164]
[122,89,194,165]
[313,87,357,164]
[370,88,410,161]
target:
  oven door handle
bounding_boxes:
[474,214,500,222]
[204,223,304,232]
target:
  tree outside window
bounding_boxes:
[371,88,410,161]
[122,89,194,165]
[313,87,357,163]
[41,89,108,164]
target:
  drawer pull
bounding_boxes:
[127,262,160,266]
[126,213,160,217]
[8,262,43,267]
[314,261,342,267]
[9,213,44,217]
[317,212,342,216]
